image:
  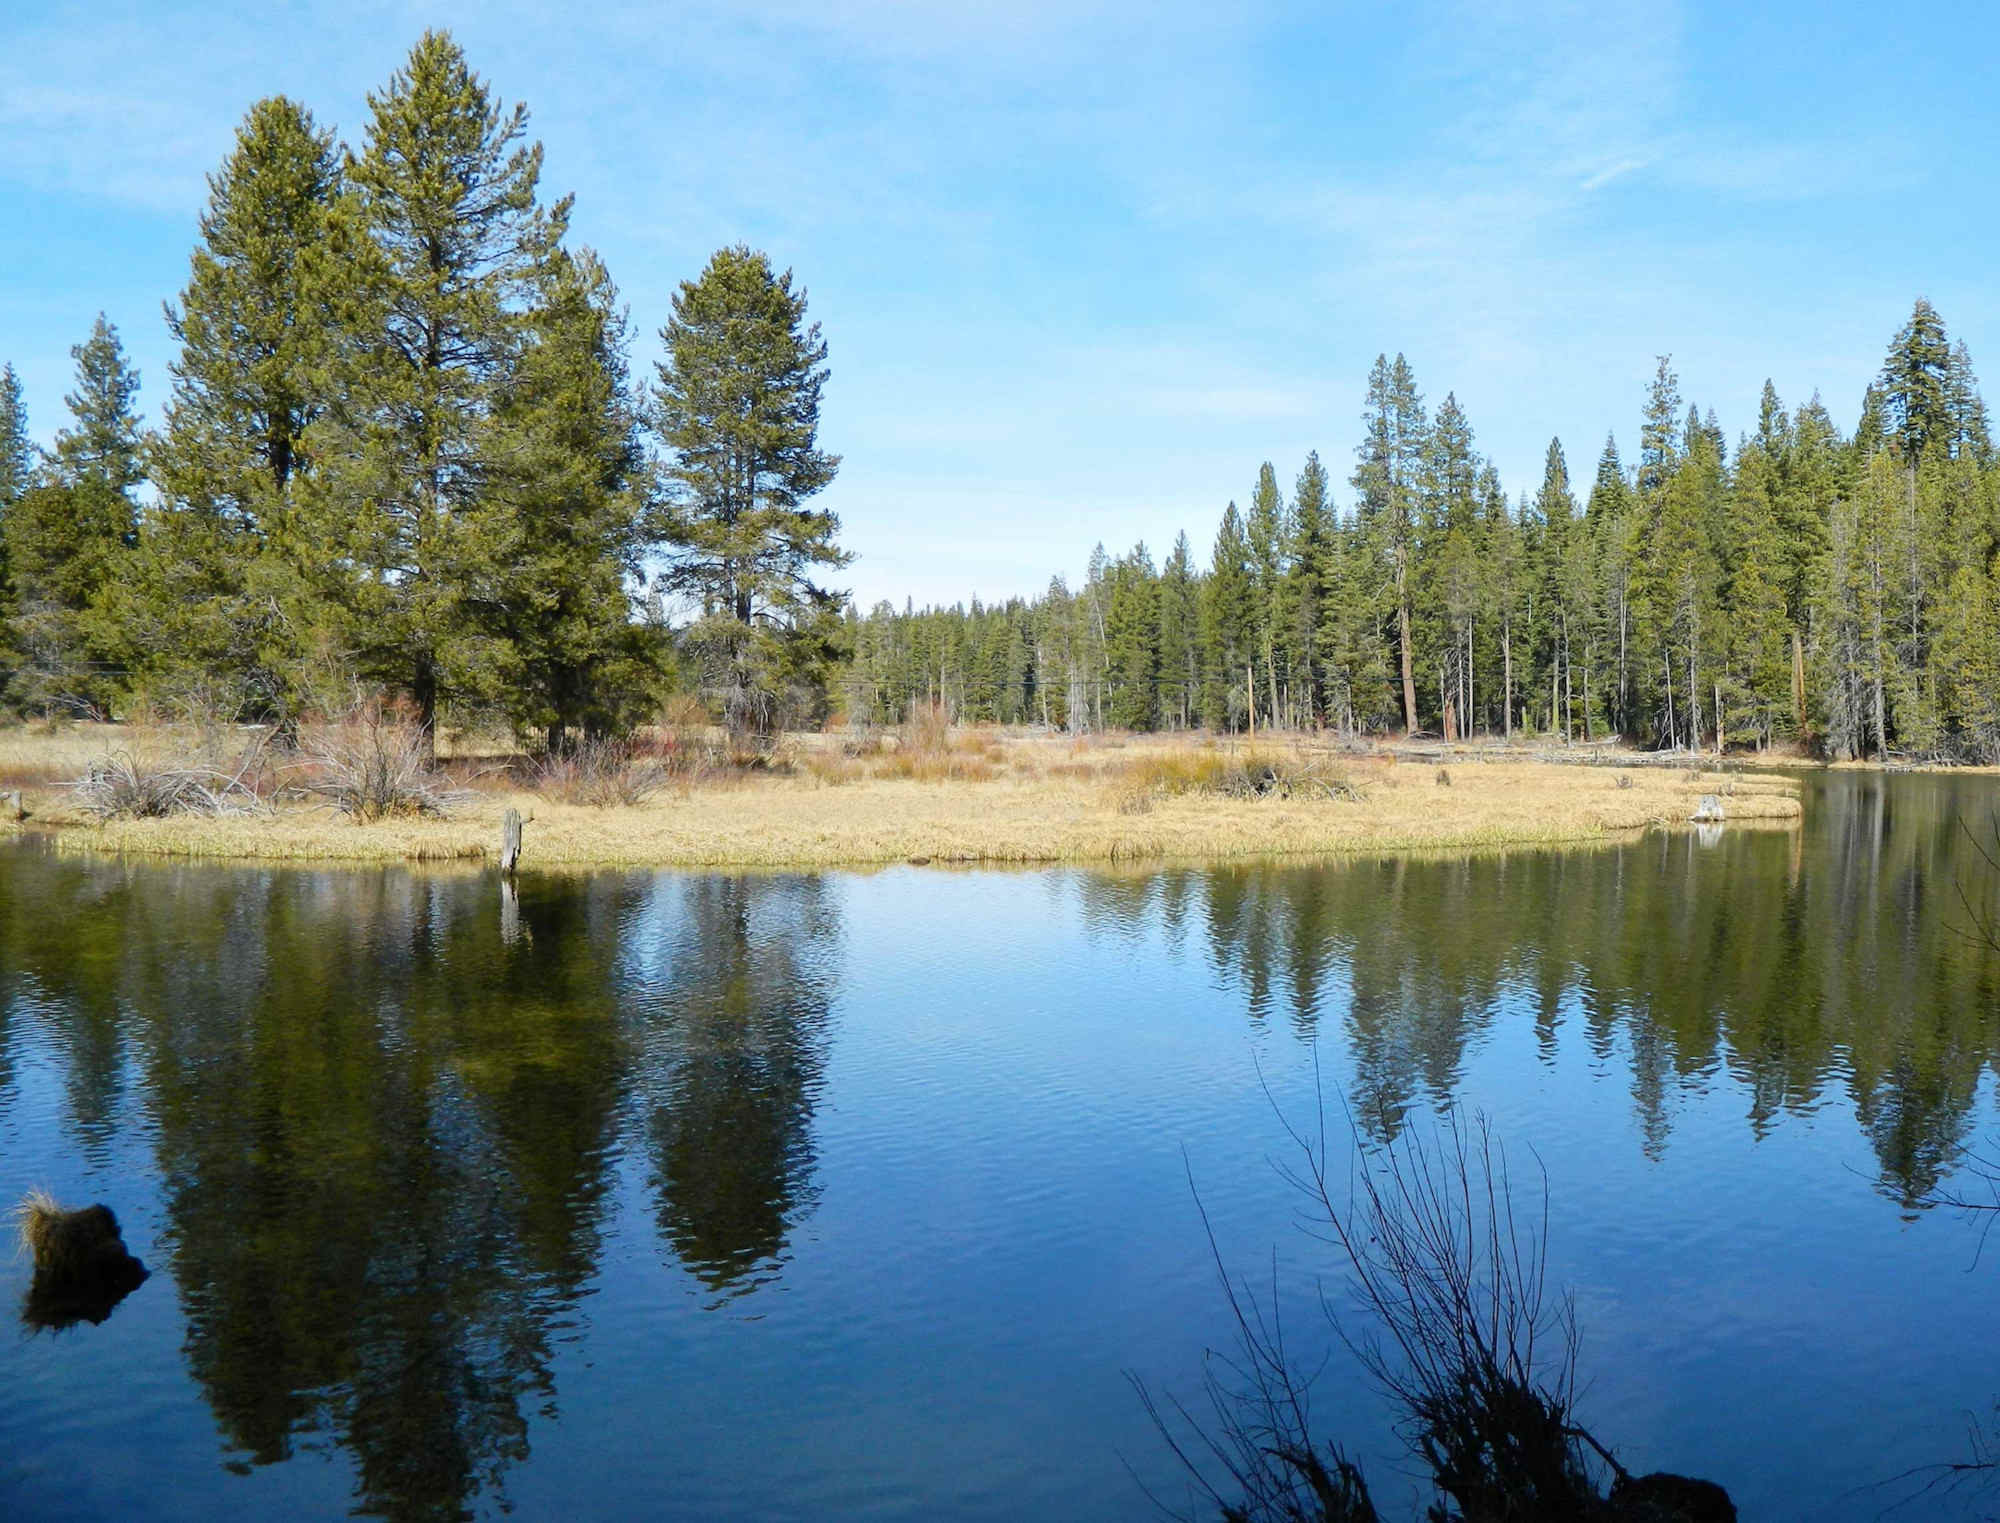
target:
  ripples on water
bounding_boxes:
[2,770,1998,1521]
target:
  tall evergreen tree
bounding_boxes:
[1244,461,1286,726]
[1880,298,1953,463]
[0,364,28,507]
[651,244,847,734]
[1352,353,1426,733]
[1282,452,1334,726]
[1157,531,1199,728]
[1200,502,1254,729]
[490,247,654,748]
[5,317,144,716]
[115,95,343,717]
[302,30,563,750]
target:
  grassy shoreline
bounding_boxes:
[0,725,1803,870]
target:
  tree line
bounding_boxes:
[0,31,845,755]
[847,303,2000,761]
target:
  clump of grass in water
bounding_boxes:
[11,1189,124,1276]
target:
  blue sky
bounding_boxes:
[2,0,1993,608]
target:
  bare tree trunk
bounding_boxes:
[1790,629,1807,735]
[1398,547,1418,735]
[1663,650,1676,750]
[1582,639,1594,742]
[1687,644,1700,751]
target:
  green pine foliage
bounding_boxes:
[111,95,343,718]
[4,317,144,717]
[301,30,568,747]
[1,40,1993,772]
[651,244,847,736]
[847,298,2000,765]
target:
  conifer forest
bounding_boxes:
[3,32,1996,767]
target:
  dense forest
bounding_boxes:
[0,32,846,756]
[846,312,2000,762]
[1,37,1994,764]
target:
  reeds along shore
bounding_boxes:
[0,721,1804,870]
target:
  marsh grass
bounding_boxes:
[11,1188,63,1267]
[8,725,1805,868]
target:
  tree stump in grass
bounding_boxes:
[1691,793,1725,823]
[500,808,523,876]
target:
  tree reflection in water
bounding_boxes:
[1081,772,2000,1203]
[1,770,1996,1517]
[0,858,834,1521]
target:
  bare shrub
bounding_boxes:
[1138,1096,1704,1523]
[900,698,953,758]
[1436,767,1453,787]
[1122,748,1365,804]
[802,750,859,786]
[294,714,471,820]
[530,735,668,808]
[71,740,269,819]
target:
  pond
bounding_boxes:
[3,770,1999,1521]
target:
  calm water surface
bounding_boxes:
[3,772,2000,1521]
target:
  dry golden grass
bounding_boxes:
[3,722,1803,869]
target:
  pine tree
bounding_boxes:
[1245,462,1286,727]
[1880,298,1953,463]
[1935,555,2000,761]
[1637,356,1682,501]
[5,317,144,716]
[1157,531,1199,728]
[489,246,655,748]
[115,96,343,717]
[1944,340,1992,464]
[1720,445,1792,746]
[1352,354,1426,733]
[0,363,27,685]
[1425,392,1480,737]
[1200,503,1254,729]
[652,244,846,736]
[1536,438,1584,739]
[1585,434,1634,735]
[0,364,28,506]
[301,30,564,750]
[1282,452,1334,726]
[1104,543,1159,730]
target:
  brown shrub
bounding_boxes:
[530,736,669,808]
[293,713,471,821]
[899,699,953,758]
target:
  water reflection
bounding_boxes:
[622,874,836,1294]
[0,860,834,1520]
[1076,772,2000,1201]
[1,770,1997,1519]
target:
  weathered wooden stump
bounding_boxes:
[499,808,523,876]
[3,789,21,821]
[1690,793,1725,823]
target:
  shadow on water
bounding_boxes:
[0,856,834,1521]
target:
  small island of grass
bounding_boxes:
[0,719,1801,870]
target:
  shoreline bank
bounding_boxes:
[2,747,1803,870]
